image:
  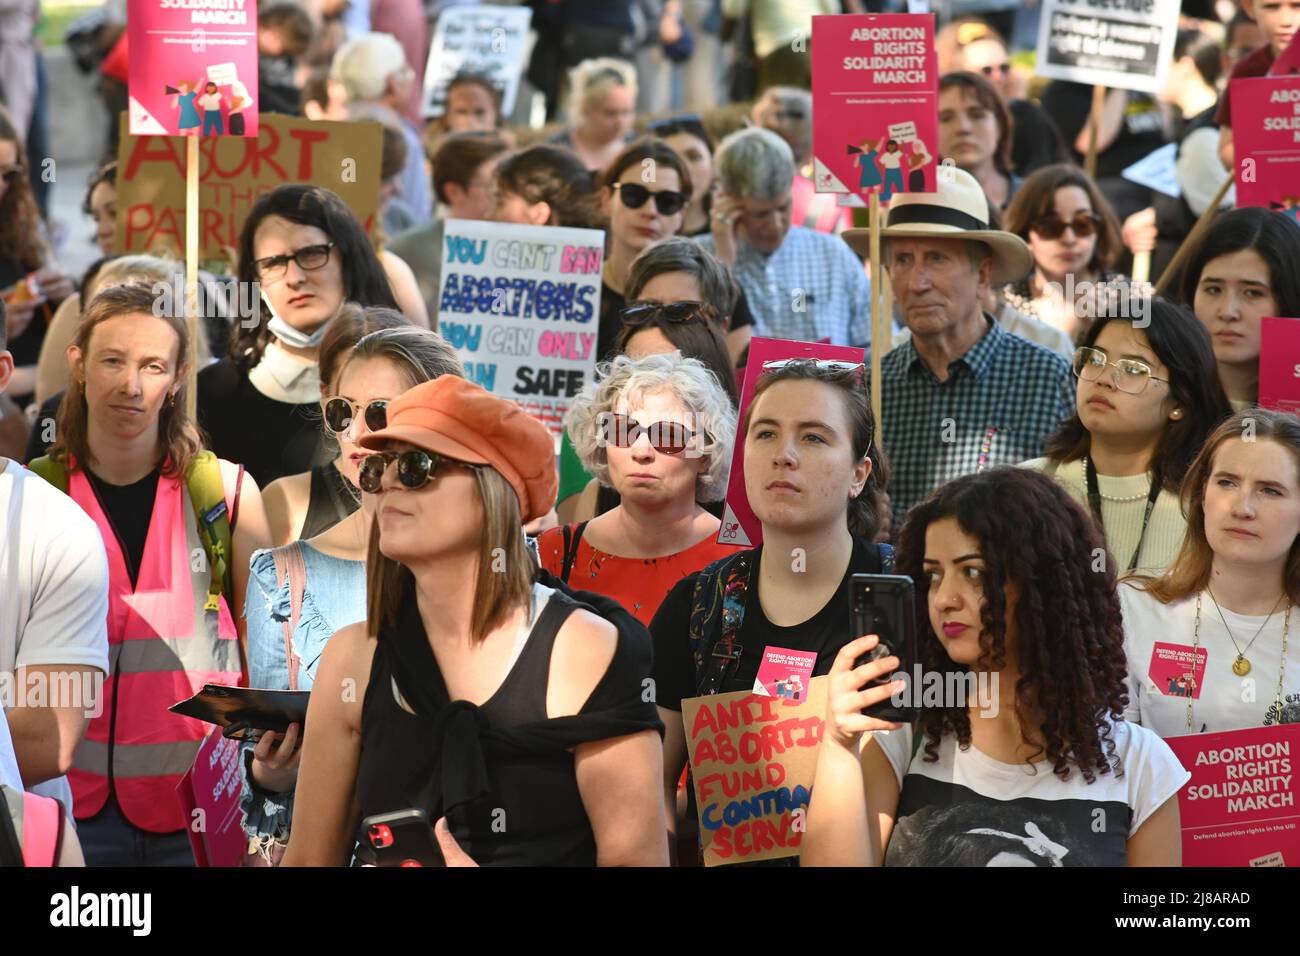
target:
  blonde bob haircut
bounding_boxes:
[568,57,637,117]
[565,352,736,503]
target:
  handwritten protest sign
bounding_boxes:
[175,730,246,867]
[1260,316,1300,413]
[421,5,533,119]
[1233,76,1300,216]
[115,112,381,262]
[717,338,865,548]
[436,218,604,446]
[1033,0,1178,95]
[812,13,939,203]
[1164,724,1300,867]
[683,677,828,866]
[128,0,259,138]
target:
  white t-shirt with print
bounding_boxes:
[1120,581,1300,737]
[0,458,111,809]
[872,719,1189,866]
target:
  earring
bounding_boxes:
[1171,408,1182,419]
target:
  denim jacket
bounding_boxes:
[239,542,365,840]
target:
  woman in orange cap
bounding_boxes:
[282,376,667,866]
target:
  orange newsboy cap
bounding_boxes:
[359,376,557,523]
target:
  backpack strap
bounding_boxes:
[186,451,234,612]
[690,551,755,697]
[25,455,68,493]
[270,543,307,691]
[559,520,589,584]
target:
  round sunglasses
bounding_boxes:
[1032,211,1101,240]
[320,397,388,435]
[619,300,719,328]
[598,412,697,456]
[358,449,480,494]
[612,182,688,216]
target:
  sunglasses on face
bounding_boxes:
[598,412,697,456]
[760,358,865,374]
[321,397,388,435]
[1032,211,1101,240]
[1072,346,1169,395]
[612,182,688,216]
[254,241,336,281]
[619,300,719,328]
[980,63,1011,76]
[358,449,480,494]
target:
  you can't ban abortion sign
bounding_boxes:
[682,677,828,865]
[436,218,604,447]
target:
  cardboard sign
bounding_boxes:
[127,0,259,138]
[1121,142,1180,198]
[682,677,828,866]
[435,218,604,447]
[1260,316,1300,413]
[175,730,247,867]
[1234,77,1300,217]
[421,5,533,119]
[811,13,939,204]
[115,112,381,262]
[1033,0,1178,95]
[1164,724,1300,867]
[717,338,866,548]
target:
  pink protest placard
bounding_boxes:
[176,729,247,867]
[811,13,939,205]
[717,338,866,548]
[1231,75,1300,214]
[1164,724,1300,867]
[128,0,259,138]
[1260,316,1300,413]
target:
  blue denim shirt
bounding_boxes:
[239,542,366,840]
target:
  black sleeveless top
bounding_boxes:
[355,583,662,867]
[300,463,359,540]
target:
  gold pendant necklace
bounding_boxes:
[1191,593,1293,732]
[1208,587,1282,677]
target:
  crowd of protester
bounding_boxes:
[1,0,1298,869]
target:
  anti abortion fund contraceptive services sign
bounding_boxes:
[436,219,604,447]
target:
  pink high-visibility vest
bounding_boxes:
[66,460,242,833]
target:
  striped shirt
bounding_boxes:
[698,226,872,347]
[880,317,1075,528]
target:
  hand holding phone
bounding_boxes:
[249,721,302,793]
[824,636,906,751]
[849,574,919,723]
[361,809,446,868]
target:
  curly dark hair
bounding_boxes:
[895,467,1129,783]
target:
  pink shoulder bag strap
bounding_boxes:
[270,543,307,690]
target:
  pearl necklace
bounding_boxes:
[1079,458,1151,502]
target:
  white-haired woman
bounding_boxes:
[548,57,637,172]
[536,352,737,625]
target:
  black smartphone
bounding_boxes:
[849,574,918,723]
[360,809,445,868]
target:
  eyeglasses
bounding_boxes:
[612,182,688,216]
[1032,211,1101,240]
[357,449,480,494]
[253,242,336,281]
[620,300,719,328]
[1072,347,1169,394]
[321,397,388,435]
[980,64,1012,77]
[598,412,697,456]
[0,166,22,185]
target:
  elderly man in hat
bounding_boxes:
[844,167,1074,528]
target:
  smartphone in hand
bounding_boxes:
[849,574,918,723]
[361,809,446,868]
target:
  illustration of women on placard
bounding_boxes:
[170,80,203,135]
[907,139,931,193]
[198,81,226,136]
[851,135,884,192]
[879,140,906,202]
